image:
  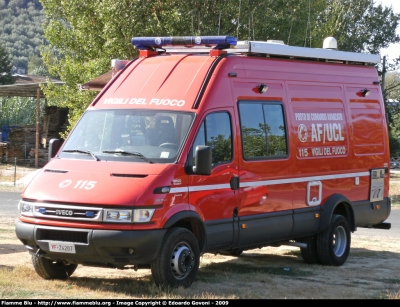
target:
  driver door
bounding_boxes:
[188,109,240,251]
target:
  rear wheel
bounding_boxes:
[31,255,77,280]
[299,235,321,264]
[317,214,351,266]
[151,228,200,288]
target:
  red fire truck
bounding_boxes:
[16,35,391,288]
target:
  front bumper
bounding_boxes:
[15,221,166,267]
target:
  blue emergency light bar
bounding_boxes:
[131,36,237,50]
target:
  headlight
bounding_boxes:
[19,201,33,216]
[133,209,155,223]
[103,209,132,222]
[102,208,155,223]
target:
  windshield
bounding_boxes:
[59,109,194,163]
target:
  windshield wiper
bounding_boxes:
[102,150,154,163]
[62,149,99,161]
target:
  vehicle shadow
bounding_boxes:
[52,247,400,297]
[0,243,26,255]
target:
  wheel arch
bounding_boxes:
[320,193,356,232]
[163,211,206,252]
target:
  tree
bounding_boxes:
[0,44,14,85]
[39,0,400,133]
[312,0,400,54]
[0,96,46,127]
[0,0,45,70]
[385,71,400,102]
[385,71,400,156]
[28,55,51,76]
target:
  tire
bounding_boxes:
[31,255,78,280]
[151,228,200,288]
[299,235,321,264]
[317,214,351,266]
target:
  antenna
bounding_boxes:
[236,0,241,38]
[287,8,294,45]
[218,12,221,36]
[252,12,255,40]
[248,18,250,40]
[304,0,312,47]
[382,56,386,103]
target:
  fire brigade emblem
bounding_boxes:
[298,124,308,142]
[59,180,72,188]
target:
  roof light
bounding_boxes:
[131,36,237,50]
[258,83,268,94]
[361,88,371,97]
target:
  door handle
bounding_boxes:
[230,176,239,190]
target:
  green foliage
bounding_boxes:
[385,71,400,102]
[208,135,232,164]
[0,44,15,85]
[389,129,400,157]
[242,123,287,158]
[35,0,400,133]
[0,96,46,127]
[29,65,48,76]
[0,0,45,70]
[242,126,267,157]
[27,55,51,76]
[313,0,400,53]
[385,71,400,145]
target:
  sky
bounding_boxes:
[376,0,400,61]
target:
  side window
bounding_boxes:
[239,101,287,159]
[192,112,232,164]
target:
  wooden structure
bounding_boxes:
[0,75,64,167]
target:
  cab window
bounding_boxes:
[192,112,232,165]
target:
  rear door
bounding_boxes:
[236,100,294,247]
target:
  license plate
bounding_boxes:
[48,242,76,254]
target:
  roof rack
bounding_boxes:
[132,35,380,65]
[231,40,381,65]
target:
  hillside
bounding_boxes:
[0,0,45,73]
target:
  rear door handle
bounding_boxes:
[230,176,239,190]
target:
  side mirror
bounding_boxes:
[193,145,212,175]
[48,139,63,160]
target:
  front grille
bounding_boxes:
[32,203,103,222]
[38,206,100,219]
[37,228,88,243]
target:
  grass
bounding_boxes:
[0,163,38,192]
[390,172,400,180]
[390,172,400,205]
[0,168,26,182]
[1,166,400,299]
[1,219,400,299]
[387,289,400,299]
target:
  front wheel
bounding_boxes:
[31,255,77,280]
[317,214,351,266]
[151,228,200,288]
